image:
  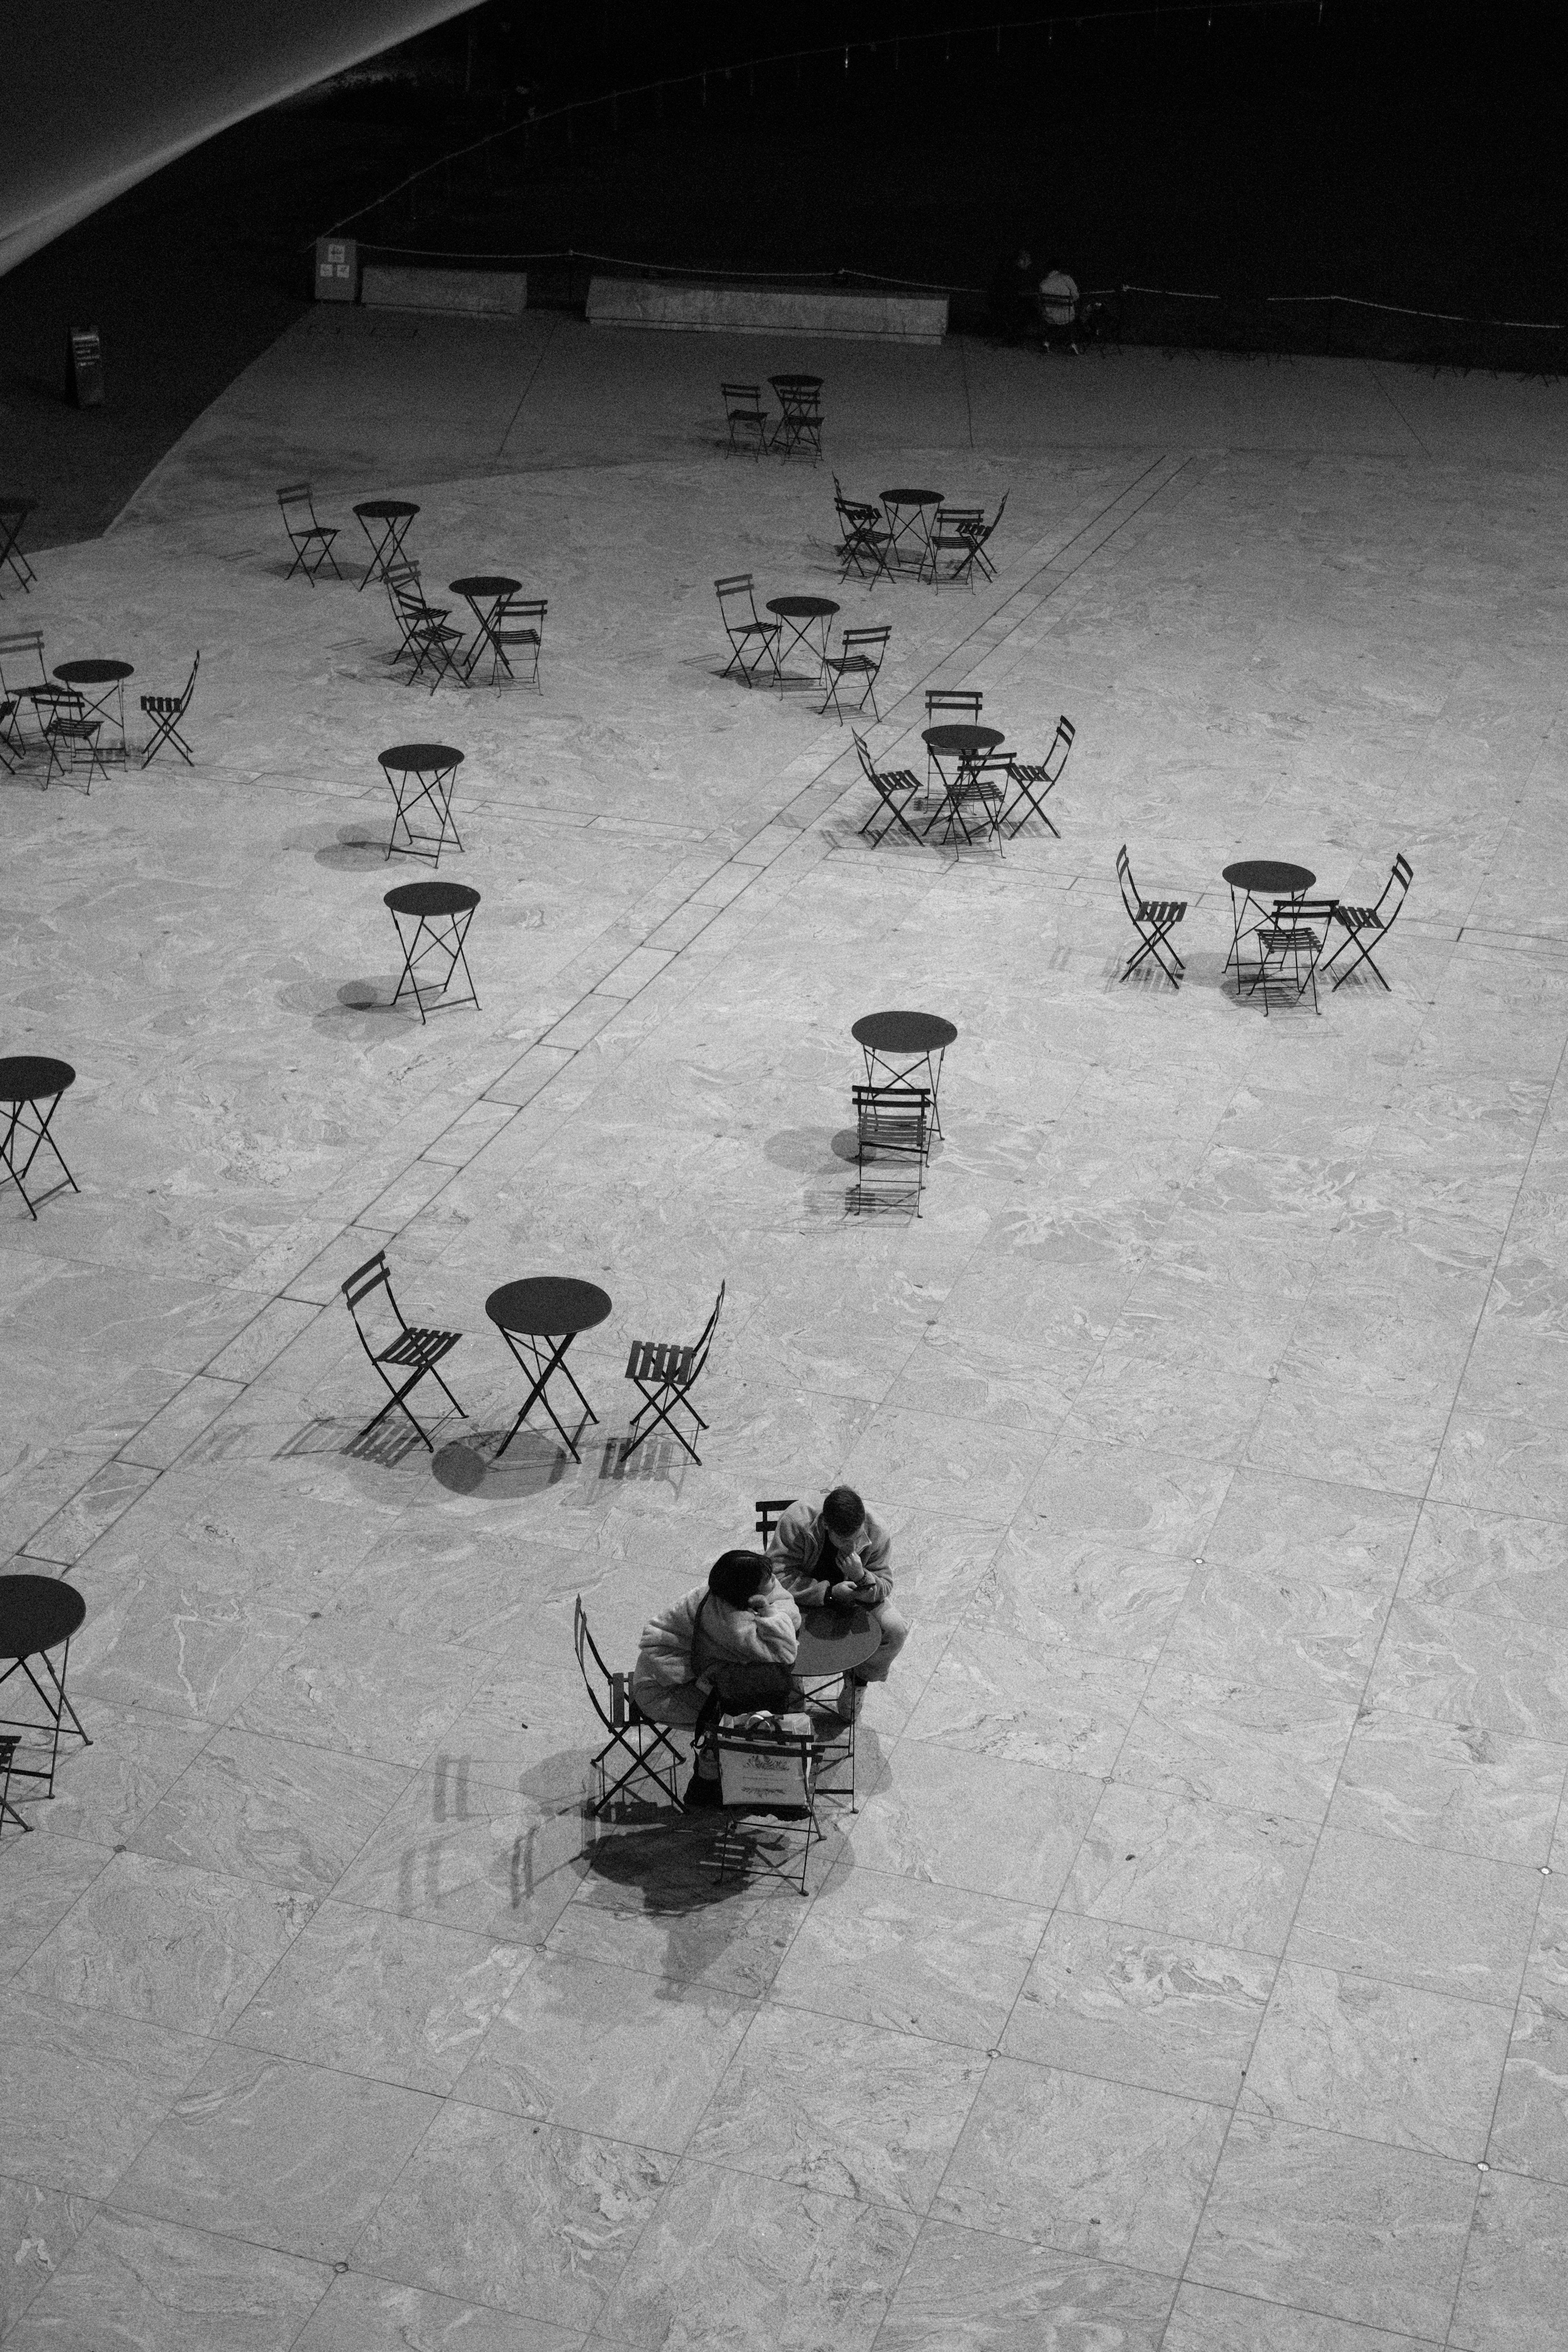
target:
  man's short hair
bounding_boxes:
[822,1487,866,1537]
[708,1550,771,1606]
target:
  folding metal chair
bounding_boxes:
[922,505,987,588]
[1243,897,1337,1015]
[715,575,781,687]
[853,729,924,846]
[851,1082,931,1214]
[0,1734,27,1834]
[0,499,38,595]
[833,478,893,585]
[721,382,770,457]
[769,376,824,462]
[1322,854,1412,990]
[392,576,466,692]
[139,650,199,768]
[967,490,1008,582]
[924,689,983,793]
[43,702,107,794]
[820,626,889,724]
[927,751,1007,851]
[276,483,342,584]
[709,1727,823,1895]
[1116,845,1187,989]
[622,1279,725,1465]
[574,1595,683,1815]
[0,630,50,768]
[341,1248,466,1448]
[490,596,546,690]
[1002,715,1075,837]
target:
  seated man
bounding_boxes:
[632,1549,800,1729]
[1037,265,1081,353]
[766,1486,908,1720]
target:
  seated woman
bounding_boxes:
[632,1550,801,1728]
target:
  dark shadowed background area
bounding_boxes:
[4,0,1562,547]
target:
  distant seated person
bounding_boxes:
[988,245,1036,343]
[632,1550,801,1730]
[1037,266,1081,352]
[766,1486,908,1721]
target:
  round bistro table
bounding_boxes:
[0,1573,91,1806]
[766,595,840,684]
[921,722,1006,831]
[378,742,465,865]
[53,659,133,757]
[486,1277,613,1463]
[852,1009,959,1136]
[880,487,945,572]
[0,1056,78,1218]
[449,575,521,685]
[1223,859,1317,971]
[384,880,481,1021]
[354,499,420,589]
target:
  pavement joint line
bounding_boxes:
[13,448,1211,1571]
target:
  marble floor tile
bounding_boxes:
[1398,1498,1568,1629]
[849,1739,1101,1907]
[229,1623,487,1765]
[900,1627,1150,1776]
[1158,1561,1392,1708]
[933,2055,1227,2270]
[875,2218,1174,2352]
[114,2044,437,2262]
[0,2177,95,2341]
[1240,1961,1512,2159]
[127,1728,410,1896]
[1487,1885,1568,2184]
[686,2004,985,2212]
[0,2208,331,2352]
[1362,1596,1568,1742]
[1287,1827,1542,2003]
[20,1850,313,2036]
[1448,2169,1568,2352]
[1326,1709,1566,1866]
[1186,2114,1477,2339]
[1001,1912,1274,2103]
[1063,1783,1317,1954]
[597,2158,918,2352]
[227,1900,532,2093]
[354,2102,674,2332]
[452,1948,752,2150]
[291,2271,584,2352]
[1114,1665,1356,1825]
[22,1706,212,1850]
[1163,2281,1439,2352]
[769,1863,1049,2048]
[330,1769,587,1945]
[0,1833,115,1977]
[0,1987,210,2198]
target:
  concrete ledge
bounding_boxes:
[361,266,527,320]
[586,277,947,345]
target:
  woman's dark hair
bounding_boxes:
[822,1487,866,1536]
[708,1549,772,1606]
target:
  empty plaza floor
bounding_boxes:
[2,312,1567,2352]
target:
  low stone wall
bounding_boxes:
[586,277,947,345]
[361,266,528,320]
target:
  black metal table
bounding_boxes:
[486,1276,613,1462]
[0,1574,91,1811]
[379,742,465,864]
[53,659,134,759]
[0,1056,78,1218]
[766,595,840,684]
[450,574,521,685]
[384,880,481,1021]
[852,1009,958,1137]
[354,499,420,590]
[881,487,945,573]
[0,496,37,593]
[921,721,1004,820]
[1223,859,1317,971]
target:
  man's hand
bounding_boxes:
[828,1580,861,1607]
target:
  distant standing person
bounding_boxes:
[766,1486,908,1720]
[1038,265,1081,352]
